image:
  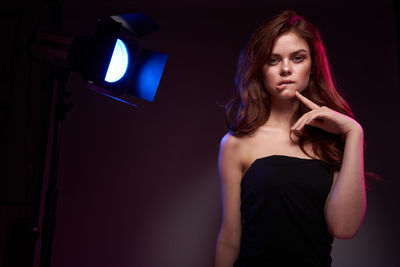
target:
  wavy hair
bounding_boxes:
[225,10,357,172]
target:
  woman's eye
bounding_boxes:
[268,58,279,64]
[293,55,305,62]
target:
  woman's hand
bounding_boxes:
[290,91,362,135]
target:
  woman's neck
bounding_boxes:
[263,97,300,130]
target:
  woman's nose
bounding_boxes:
[280,61,292,76]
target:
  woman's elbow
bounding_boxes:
[328,225,360,240]
[325,208,366,240]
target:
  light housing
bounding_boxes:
[68,12,168,105]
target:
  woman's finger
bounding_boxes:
[297,110,319,130]
[302,112,324,129]
[295,91,320,110]
[291,109,317,130]
[291,112,310,130]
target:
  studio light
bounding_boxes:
[32,12,168,106]
[29,10,168,267]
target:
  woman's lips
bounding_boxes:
[276,81,294,90]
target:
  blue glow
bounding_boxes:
[132,50,168,102]
[98,92,138,107]
[105,39,129,83]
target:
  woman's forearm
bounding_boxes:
[325,125,366,239]
[214,233,240,267]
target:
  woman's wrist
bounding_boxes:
[345,123,363,138]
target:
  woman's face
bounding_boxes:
[261,32,312,100]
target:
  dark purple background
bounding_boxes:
[32,1,399,267]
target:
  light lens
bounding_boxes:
[105,39,129,83]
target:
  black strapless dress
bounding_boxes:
[233,155,334,267]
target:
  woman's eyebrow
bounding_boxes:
[271,49,308,56]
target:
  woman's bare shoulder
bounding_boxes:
[218,132,249,174]
[220,131,239,145]
[219,131,247,155]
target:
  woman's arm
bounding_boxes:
[324,125,366,239]
[214,133,243,267]
[291,91,367,239]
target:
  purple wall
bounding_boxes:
[35,2,399,267]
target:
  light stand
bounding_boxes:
[39,67,71,267]
[31,9,167,267]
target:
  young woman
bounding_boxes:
[214,10,366,267]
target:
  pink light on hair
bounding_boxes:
[225,10,357,169]
[288,15,300,25]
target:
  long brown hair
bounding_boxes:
[225,10,355,172]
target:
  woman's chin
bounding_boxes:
[276,90,297,98]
